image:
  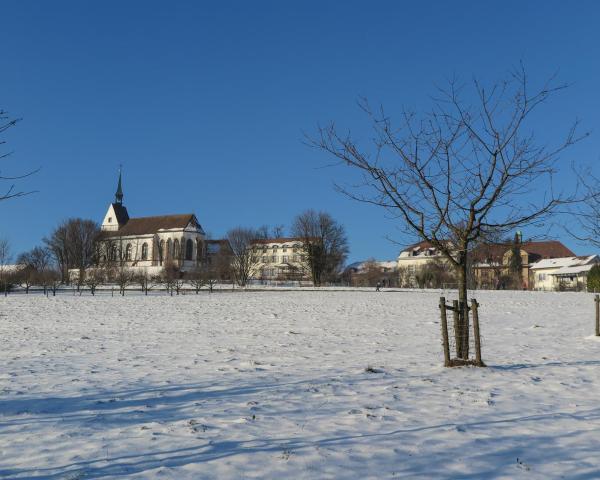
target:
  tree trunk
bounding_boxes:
[456,257,470,360]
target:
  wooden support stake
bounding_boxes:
[440,297,451,367]
[595,295,599,337]
[461,300,470,360]
[453,300,460,359]
[471,299,484,367]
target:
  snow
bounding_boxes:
[530,255,597,270]
[552,264,596,275]
[346,260,397,272]
[1,290,600,479]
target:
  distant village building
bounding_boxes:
[98,171,207,273]
[250,237,311,282]
[471,239,575,289]
[344,260,398,287]
[530,255,599,291]
[395,236,579,290]
[396,240,454,288]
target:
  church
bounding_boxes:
[98,172,207,272]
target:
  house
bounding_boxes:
[530,255,599,291]
[97,171,206,274]
[250,237,311,282]
[471,238,575,289]
[396,235,577,290]
[396,240,454,287]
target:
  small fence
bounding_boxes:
[439,297,485,367]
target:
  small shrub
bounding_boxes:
[587,264,600,292]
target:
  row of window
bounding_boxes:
[256,245,302,253]
[260,255,303,263]
[107,238,201,262]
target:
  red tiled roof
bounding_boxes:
[472,240,574,264]
[521,241,575,261]
[403,239,452,252]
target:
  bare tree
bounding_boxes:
[309,67,584,356]
[570,169,600,249]
[84,268,105,296]
[291,210,349,286]
[111,265,133,296]
[133,269,157,296]
[161,260,182,295]
[46,269,61,296]
[188,268,207,294]
[16,246,53,294]
[16,266,35,293]
[355,259,383,287]
[1,109,38,202]
[0,238,12,295]
[194,240,232,291]
[227,227,260,287]
[256,224,286,240]
[44,218,100,283]
[397,266,410,288]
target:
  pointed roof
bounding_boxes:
[111,203,129,225]
[115,169,124,204]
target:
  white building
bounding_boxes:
[397,240,453,287]
[98,172,206,273]
[251,237,310,282]
[530,255,599,291]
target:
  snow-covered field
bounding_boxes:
[1,290,600,479]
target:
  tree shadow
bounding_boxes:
[3,400,600,479]
[491,359,600,371]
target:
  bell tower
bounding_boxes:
[115,166,124,204]
[101,167,129,231]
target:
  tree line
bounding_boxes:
[0,209,349,294]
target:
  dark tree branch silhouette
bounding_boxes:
[571,168,600,249]
[0,110,38,201]
[308,66,586,359]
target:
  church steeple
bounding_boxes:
[115,166,124,205]
[102,167,129,231]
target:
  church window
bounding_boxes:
[185,239,193,261]
[174,239,180,259]
[196,240,203,263]
[141,243,148,260]
[108,217,112,223]
[125,244,132,261]
[159,240,165,260]
[167,239,172,259]
[110,244,118,261]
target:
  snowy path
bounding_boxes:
[1,290,599,479]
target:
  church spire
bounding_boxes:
[115,165,124,204]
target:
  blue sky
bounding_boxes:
[1,1,599,262]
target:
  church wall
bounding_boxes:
[101,204,120,231]
[100,229,206,272]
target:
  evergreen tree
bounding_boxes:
[508,232,523,288]
[587,264,600,292]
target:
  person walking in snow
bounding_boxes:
[375,281,381,292]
